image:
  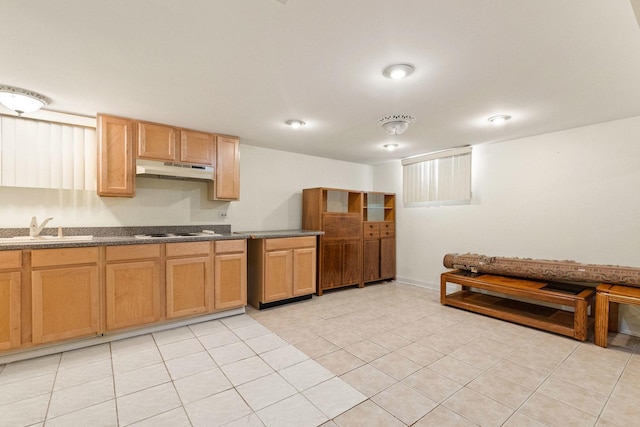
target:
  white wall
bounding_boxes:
[0,144,372,231]
[374,115,640,335]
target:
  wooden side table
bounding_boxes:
[595,284,640,348]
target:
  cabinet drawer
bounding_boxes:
[363,223,380,239]
[166,241,211,257]
[106,244,161,261]
[32,247,99,267]
[380,223,395,237]
[0,250,21,269]
[265,236,316,251]
[215,239,246,254]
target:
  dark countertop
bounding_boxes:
[235,229,324,239]
[0,224,245,250]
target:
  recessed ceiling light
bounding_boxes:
[384,143,399,151]
[487,114,512,125]
[382,64,415,79]
[285,119,305,129]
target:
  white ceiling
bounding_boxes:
[1,0,639,165]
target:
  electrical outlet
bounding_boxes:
[218,212,228,220]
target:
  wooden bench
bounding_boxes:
[595,284,640,348]
[441,270,596,341]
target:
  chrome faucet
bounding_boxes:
[30,216,53,237]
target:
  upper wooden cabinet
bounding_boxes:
[209,135,240,201]
[137,121,178,161]
[97,114,135,197]
[181,130,215,166]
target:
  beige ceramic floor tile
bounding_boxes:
[237,372,298,411]
[197,329,242,350]
[208,341,256,366]
[538,376,608,416]
[467,372,533,409]
[114,362,170,397]
[47,376,114,419]
[427,355,482,385]
[599,381,640,426]
[173,367,232,405]
[45,400,118,427]
[158,337,205,361]
[0,354,60,385]
[152,326,195,346]
[370,352,421,380]
[116,383,182,426]
[316,350,365,376]
[395,342,444,366]
[449,345,501,371]
[278,359,334,392]
[129,407,192,427]
[443,387,514,426]
[244,333,289,354]
[256,393,328,427]
[165,350,218,380]
[188,319,228,337]
[413,405,477,427]
[0,393,50,427]
[220,355,274,386]
[502,412,548,427]
[519,392,597,427]
[295,336,340,359]
[223,413,266,427]
[53,358,113,391]
[303,377,367,419]
[260,344,309,371]
[343,340,390,363]
[402,367,463,403]
[340,364,397,398]
[0,372,55,406]
[367,331,413,351]
[333,400,405,427]
[58,343,112,370]
[371,382,437,425]
[486,359,548,389]
[185,388,253,427]
[111,348,162,374]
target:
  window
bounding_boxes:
[402,146,472,206]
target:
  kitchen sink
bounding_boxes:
[0,235,94,244]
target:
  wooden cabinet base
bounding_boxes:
[441,270,595,341]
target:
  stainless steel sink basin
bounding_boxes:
[0,235,94,244]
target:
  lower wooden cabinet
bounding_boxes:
[247,236,317,308]
[31,248,100,344]
[214,240,247,310]
[0,250,22,350]
[320,239,361,293]
[105,244,161,331]
[363,222,396,283]
[166,242,212,319]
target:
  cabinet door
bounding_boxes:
[105,261,161,330]
[137,122,177,161]
[214,135,240,200]
[0,271,20,350]
[342,240,362,286]
[264,250,292,303]
[32,266,100,344]
[214,252,247,310]
[180,130,214,165]
[380,237,396,279]
[97,114,135,197]
[321,242,342,289]
[292,247,316,296]
[166,257,212,319]
[363,239,380,282]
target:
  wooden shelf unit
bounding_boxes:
[441,270,595,341]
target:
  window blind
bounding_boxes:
[401,146,472,206]
[0,114,97,191]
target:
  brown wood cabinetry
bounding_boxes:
[303,188,396,294]
[31,248,100,344]
[166,241,213,319]
[137,121,178,161]
[97,114,135,197]
[208,135,240,201]
[214,240,247,310]
[105,244,161,331]
[181,130,215,165]
[247,236,316,308]
[0,251,21,350]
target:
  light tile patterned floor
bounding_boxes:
[1,282,639,426]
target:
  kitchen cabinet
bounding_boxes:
[181,130,215,165]
[31,247,100,344]
[214,240,247,310]
[105,244,161,331]
[0,251,21,350]
[166,241,213,319]
[208,135,240,201]
[97,114,135,197]
[247,236,316,308]
[362,193,396,283]
[137,121,178,161]
[303,188,363,295]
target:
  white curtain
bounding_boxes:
[0,115,97,191]
[402,147,472,205]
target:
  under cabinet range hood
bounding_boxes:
[135,159,214,181]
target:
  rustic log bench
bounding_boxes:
[441,270,596,341]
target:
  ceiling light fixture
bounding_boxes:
[487,114,511,126]
[0,85,51,115]
[377,114,416,135]
[382,64,415,79]
[285,119,305,129]
[384,143,399,151]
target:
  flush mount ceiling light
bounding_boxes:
[383,143,399,151]
[0,85,51,115]
[285,119,306,129]
[487,114,512,126]
[377,114,416,135]
[382,64,415,79]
